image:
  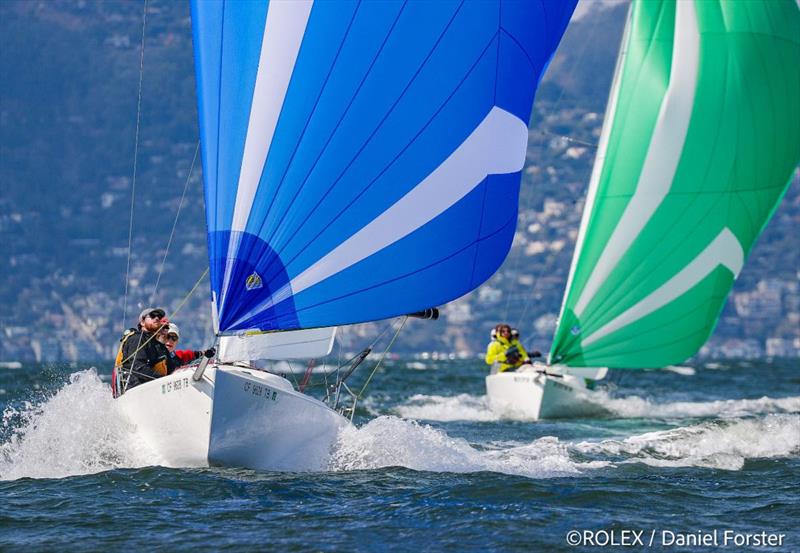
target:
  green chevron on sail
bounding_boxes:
[550,0,800,368]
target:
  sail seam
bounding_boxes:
[228,106,528,328]
[255,19,496,295]
[245,3,363,249]
[264,2,468,272]
[219,1,314,313]
[280,213,517,320]
[573,0,700,317]
[582,228,744,347]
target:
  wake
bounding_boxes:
[330,414,800,476]
[394,392,800,422]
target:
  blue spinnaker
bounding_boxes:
[191,0,576,332]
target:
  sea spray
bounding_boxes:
[0,369,154,480]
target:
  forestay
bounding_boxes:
[550,0,800,368]
[191,0,576,333]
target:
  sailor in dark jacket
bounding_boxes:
[113,307,171,394]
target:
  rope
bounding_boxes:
[121,0,149,330]
[536,130,598,149]
[150,140,201,303]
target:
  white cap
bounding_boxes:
[166,323,180,338]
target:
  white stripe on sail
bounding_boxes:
[229,1,313,234]
[220,1,313,312]
[228,106,529,327]
[573,0,700,317]
[582,228,744,347]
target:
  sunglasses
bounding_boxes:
[147,311,166,320]
[165,334,179,341]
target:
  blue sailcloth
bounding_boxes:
[191,0,576,332]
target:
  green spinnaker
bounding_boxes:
[550,0,800,368]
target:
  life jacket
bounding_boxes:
[111,328,136,398]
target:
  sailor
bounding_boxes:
[112,307,172,395]
[157,323,215,373]
[485,323,530,372]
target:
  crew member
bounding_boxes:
[157,323,215,373]
[113,307,171,395]
[485,323,530,372]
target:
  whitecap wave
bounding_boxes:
[329,413,799,477]
[329,415,609,478]
[663,365,696,376]
[596,393,800,419]
[573,414,800,470]
[0,369,155,480]
[393,390,800,422]
[394,393,498,422]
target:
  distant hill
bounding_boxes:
[1,1,797,362]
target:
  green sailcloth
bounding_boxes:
[550,0,800,368]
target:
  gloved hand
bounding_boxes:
[505,345,521,364]
[203,348,216,359]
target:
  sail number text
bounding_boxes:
[162,377,190,395]
[243,381,278,402]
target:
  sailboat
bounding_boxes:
[487,0,800,420]
[116,0,577,470]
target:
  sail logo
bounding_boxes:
[245,272,263,291]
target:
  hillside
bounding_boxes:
[1,1,797,362]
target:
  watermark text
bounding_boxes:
[565,529,786,548]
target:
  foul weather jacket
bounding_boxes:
[485,337,530,372]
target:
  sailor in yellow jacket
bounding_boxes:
[485,323,530,372]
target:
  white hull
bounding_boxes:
[486,366,608,421]
[116,364,348,471]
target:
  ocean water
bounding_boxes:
[1,359,798,551]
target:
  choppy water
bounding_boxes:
[1,359,798,551]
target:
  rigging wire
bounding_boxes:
[356,316,408,400]
[501,13,603,337]
[149,141,201,303]
[121,0,149,331]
